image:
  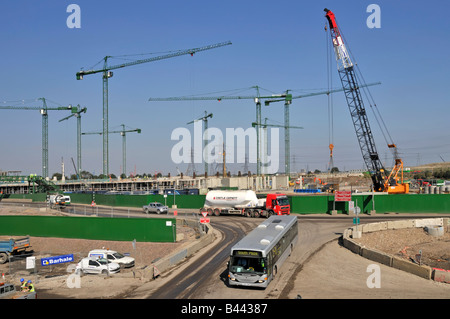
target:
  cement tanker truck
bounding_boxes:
[201,190,290,218]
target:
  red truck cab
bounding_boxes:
[265,194,290,215]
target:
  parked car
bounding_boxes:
[88,249,135,268]
[75,257,120,275]
[143,202,168,214]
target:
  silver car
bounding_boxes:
[143,202,168,214]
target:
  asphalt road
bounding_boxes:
[140,215,356,299]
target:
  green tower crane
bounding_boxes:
[76,41,232,176]
[187,111,213,176]
[82,124,141,177]
[148,83,380,175]
[252,118,303,174]
[58,105,87,177]
[0,98,76,178]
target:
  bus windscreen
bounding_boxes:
[229,251,266,274]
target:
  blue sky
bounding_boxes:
[0,1,448,177]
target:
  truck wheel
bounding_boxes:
[268,210,275,217]
[207,208,213,216]
[245,209,252,218]
[156,209,161,214]
[213,208,221,216]
[0,252,8,264]
[144,208,149,214]
[253,209,260,218]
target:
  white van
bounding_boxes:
[88,249,135,268]
[76,257,120,275]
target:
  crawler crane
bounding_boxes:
[324,8,408,194]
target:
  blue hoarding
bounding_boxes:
[41,254,74,266]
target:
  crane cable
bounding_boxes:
[333,16,400,166]
[325,23,334,171]
[336,19,396,151]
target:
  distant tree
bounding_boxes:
[330,167,340,173]
[80,170,94,179]
[51,173,62,180]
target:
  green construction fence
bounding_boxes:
[0,215,176,242]
[4,192,450,214]
[289,193,450,214]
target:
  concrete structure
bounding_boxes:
[0,174,289,195]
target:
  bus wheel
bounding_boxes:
[273,266,278,277]
[214,208,221,216]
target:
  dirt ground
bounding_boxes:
[353,226,450,271]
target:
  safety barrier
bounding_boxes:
[342,217,450,283]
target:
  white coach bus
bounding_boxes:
[227,215,298,288]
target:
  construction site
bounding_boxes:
[0,3,449,302]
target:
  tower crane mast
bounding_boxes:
[59,105,87,177]
[187,111,213,176]
[324,8,408,194]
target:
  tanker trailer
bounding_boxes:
[201,190,290,218]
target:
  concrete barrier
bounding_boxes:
[414,218,443,228]
[361,247,392,267]
[387,219,415,230]
[342,218,448,284]
[143,219,217,280]
[361,221,388,233]
[392,256,432,280]
[433,268,450,283]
